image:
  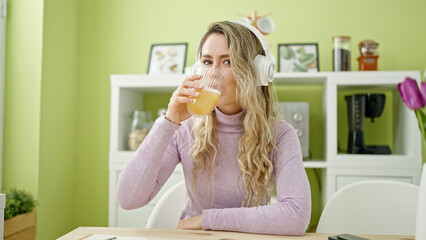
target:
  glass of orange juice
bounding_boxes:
[187,67,225,117]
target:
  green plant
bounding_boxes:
[4,188,37,220]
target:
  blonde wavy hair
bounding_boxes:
[190,21,279,207]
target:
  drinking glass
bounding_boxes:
[187,67,225,117]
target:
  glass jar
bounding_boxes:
[359,39,379,56]
[128,110,153,151]
[332,36,351,71]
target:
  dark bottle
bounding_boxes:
[333,36,351,71]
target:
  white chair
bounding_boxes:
[145,181,186,229]
[316,180,419,235]
[416,163,426,240]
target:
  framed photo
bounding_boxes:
[147,43,187,74]
[278,43,319,72]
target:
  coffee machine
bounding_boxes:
[345,93,391,154]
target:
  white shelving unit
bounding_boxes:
[109,71,423,228]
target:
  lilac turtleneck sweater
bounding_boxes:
[116,108,311,235]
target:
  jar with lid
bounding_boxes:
[128,110,153,151]
[357,39,379,71]
[332,36,351,71]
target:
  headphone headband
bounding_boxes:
[195,21,274,63]
[230,21,272,59]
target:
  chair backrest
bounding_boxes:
[316,180,419,235]
[416,163,426,240]
[145,181,186,229]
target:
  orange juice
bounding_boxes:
[187,87,220,117]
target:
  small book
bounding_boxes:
[79,234,148,240]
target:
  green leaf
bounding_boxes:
[296,47,306,54]
[4,188,37,220]
[281,46,295,60]
[293,62,308,72]
[298,53,315,66]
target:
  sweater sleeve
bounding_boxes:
[201,125,311,235]
[116,116,181,210]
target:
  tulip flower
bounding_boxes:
[422,82,426,103]
[397,77,425,110]
[398,77,426,146]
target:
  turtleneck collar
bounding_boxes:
[214,107,244,133]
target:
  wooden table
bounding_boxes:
[57,227,415,240]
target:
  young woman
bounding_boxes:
[117,21,311,236]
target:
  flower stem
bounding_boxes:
[415,109,426,139]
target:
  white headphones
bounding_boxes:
[195,21,275,86]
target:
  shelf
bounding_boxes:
[326,71,416,86]
[335,153,417,159]
[111,74,184,92]
[303,160,327,168]
[274,72,327,85]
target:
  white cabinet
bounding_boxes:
[108,71,423,227]
[323,71,422,204]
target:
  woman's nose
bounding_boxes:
[213,63,222,70]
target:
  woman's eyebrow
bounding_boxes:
[201,54,230,58]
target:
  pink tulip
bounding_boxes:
[398,77,425,110]
[422,82,426,104]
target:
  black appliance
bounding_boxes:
[345,93,391,154]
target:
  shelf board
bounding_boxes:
[111,71,420,89]
[327,70,419,86]
[334,153,417,160]
[274,72,327,85]
[303,160,327,168]
[111,74,184,89]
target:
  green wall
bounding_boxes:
[37,0,79,239]
[3,0,79,239]
[3,0,426,239]
[3,0,43,198]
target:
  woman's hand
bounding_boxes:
[166,74,203,125]
[176,215,203,230]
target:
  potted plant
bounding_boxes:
[4,188,37,240]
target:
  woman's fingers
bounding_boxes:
[170,74,203,101]
[173,96,194,104]
[165,74,204,124]
[182,74,203,89]
[186,73,203,82]
[175,87,200,99]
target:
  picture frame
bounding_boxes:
[278,43,319,72]
[147,43,187,74]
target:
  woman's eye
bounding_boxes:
[223,60,231,65]
[202,60,212,65]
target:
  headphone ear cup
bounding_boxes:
[254,54,275,86]
[254,55,273,86]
